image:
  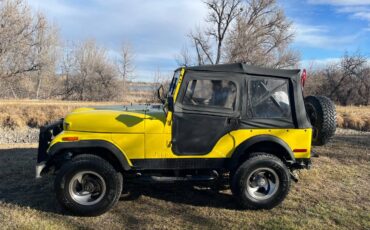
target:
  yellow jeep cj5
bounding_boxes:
[36,63,336,216]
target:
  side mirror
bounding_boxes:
[167,96,174,112]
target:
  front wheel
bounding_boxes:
[231,153,291,209]
[54,154,123,216]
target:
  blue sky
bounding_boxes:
[27,0,370,81]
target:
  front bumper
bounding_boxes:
[36,119,63,178]
[35,162,46,179]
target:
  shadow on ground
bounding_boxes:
[0,131,369,216]
[0,148,62,213]
[0,147,238,215]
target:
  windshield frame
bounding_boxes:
[168,70,181,97]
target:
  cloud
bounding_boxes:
[336,6,370,21]
[300,56,370,69]
[300,58,341,69]
[294,1,370,48]
[292,23,361,48]
[309,0,370,26]
[308,0,370,6]
[26,0,208,81]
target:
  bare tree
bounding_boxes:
[189,0,243,65]
[175,45,192,66]
[61,40,119,101]
[358,67,370,105]
[226,0,299,68]
[117,42,135,98]
[59,42,77,100]
[33,14,59,99]
[305,52,370,106]
[184,0,298,68]
[334,52,368,105]
[0,0,59,98]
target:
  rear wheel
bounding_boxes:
[231,153,291,209]
[55,154,123,216]
[305,96,336,146]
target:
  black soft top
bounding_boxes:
[177,63,310,129]
[184,63,301,78]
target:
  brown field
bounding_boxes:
[336,106,370,131]
[1,100,369,131]
[0,96,150,130]
[0,130,369,229]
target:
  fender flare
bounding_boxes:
[228,135,295,170]
[48,140,131,171]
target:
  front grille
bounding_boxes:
[37,119,63,163]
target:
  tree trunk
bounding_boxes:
[36,73,42,99]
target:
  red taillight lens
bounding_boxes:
[293,149,307,153]
[301,69,307,87]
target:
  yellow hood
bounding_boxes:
[64,106,147,133]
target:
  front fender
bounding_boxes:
[47,140,132,170]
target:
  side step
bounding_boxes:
[133,175,218,183]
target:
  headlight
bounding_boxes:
[63,121,70,130]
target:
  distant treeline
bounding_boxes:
[305,52,370,106]
[0,0,369,105]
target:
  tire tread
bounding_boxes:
[54,154,123,216]
[231,152,291,210]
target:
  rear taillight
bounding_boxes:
[301,69,307,87]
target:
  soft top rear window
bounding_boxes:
[249,78,291,119]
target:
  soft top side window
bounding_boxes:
[183,79,237,110]
[249,78,291,119]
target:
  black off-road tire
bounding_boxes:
[54,154,123,216]
[305,96,336,146]
[231,153,291,210]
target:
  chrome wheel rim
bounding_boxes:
[245,168,280,200]
[68,171,106,206]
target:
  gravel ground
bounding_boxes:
[0,127,39,144]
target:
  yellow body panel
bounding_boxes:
[229,129,312,159]
[49,67,312,165]
[52,121,312,162]
[142,129,311,159]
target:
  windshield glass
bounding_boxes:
[168,70,180,96]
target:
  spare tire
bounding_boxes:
[304,96,336,146]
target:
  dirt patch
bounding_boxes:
[0,132,369,229]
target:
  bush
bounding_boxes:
[305,52,370,106]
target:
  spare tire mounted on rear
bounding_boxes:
[304,96,336,146]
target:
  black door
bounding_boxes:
[172,75,241,155]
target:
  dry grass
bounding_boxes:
[0,131,369,229]
[0,96,151,129]
[0,100,369,131]
[336,105,370,131]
